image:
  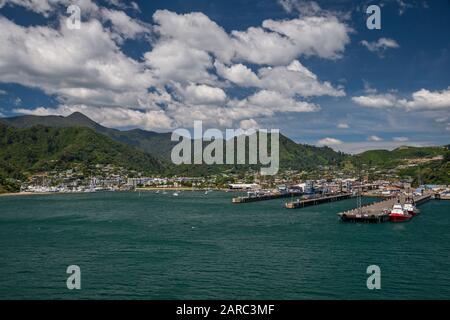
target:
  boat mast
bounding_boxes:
[356,157,362,214]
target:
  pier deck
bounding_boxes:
[285,193,353,209]
[338,193,432,223]
[435,193,450,200]
[232,191,303,203]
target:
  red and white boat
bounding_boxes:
[403,202,419,216]
[389,203,413,222]
[403,198,420,216]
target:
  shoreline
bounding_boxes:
[135,187,230,191]
[0,188,239,197]
[0,191,55,197]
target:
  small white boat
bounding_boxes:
[173,192,179,196]
[403,198,419,216]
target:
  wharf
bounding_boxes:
[232,191,303,203]
[337,193,432,223]
[285,193,353,209]
[435,193,450,200]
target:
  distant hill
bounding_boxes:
[355,146,449,168]
[1,112,447,186]
[0,123,165,183]
[0,112,104,130]
[354,145,449,185]
[0,112,348,171]
[278,133,346,169]
[0,112,177,160]
[397,153,450,185]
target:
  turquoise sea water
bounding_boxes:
[0,191,449,300]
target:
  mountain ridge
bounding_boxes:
[2,112,446,155]
[0,122,166,192]
[0,112,349,169]
[1,113,448,184]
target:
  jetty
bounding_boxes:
[232,191,303,203]
[337,193,432,223]
[285,193,353,209]
[435,193,450,200]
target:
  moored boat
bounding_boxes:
[389,203,413,222]
[403,198,419,216]
[403,203,419,216]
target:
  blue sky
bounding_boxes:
[0,0,449,153]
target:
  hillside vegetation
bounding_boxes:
[1,113,349,172]
[0,124,165,182]
[0,113,448,191]
[355,146,448,168]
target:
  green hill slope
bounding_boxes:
[0,112,176,159]
[354,145,449,185]
[2,113,447,192]
[397,151,450,185]
[0,113,349,171]
[355,146,448,168]
[279,134,347,169]
[0,123,165,183]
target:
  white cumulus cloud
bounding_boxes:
[215,60,345,98]
[244,90,320,113]
[214,61,260,87]
[2,3,352,130]
[398,87,450,110]
[361,37,400,54]
[100,8,151,41]
[352,93,398,108]
[257,60,345,98]
[153,10,234,63]
[317,137,343,146]
[239,119,259,130]
[144,40,215,85]
[0,16,155,108]
[352,87,450,110]
[367,135,383,142]
[393,137,409,142]
[337,123,349,129]
[182,84,227,105]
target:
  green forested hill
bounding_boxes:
[279,134,347,169]
[0,112,177,160]
[0,123,165,182]
[397,152,450,185]
[160,133,349,176]
[354,146,449,168]
[0,113,349,170]
[354,145,450,185]
[0,113,448,188]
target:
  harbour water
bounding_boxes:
[0,191,449,299]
